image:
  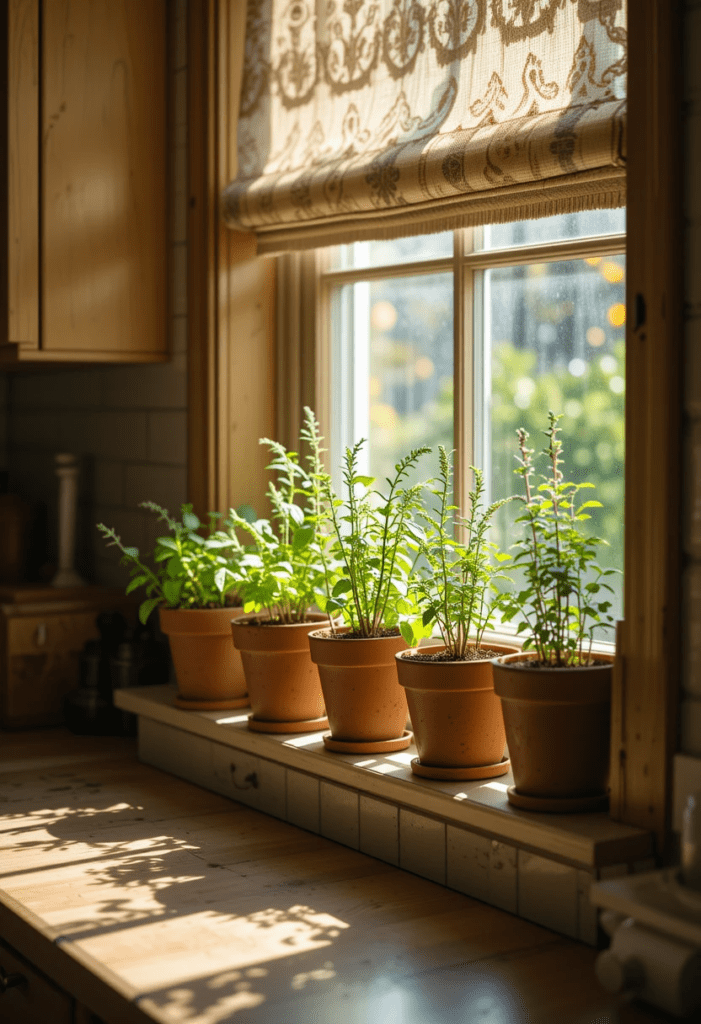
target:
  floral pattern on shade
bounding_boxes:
[223,0,627,251]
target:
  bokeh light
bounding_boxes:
[414,356,435,380]
[586,326,606,347]
[371,300,397,332]
[608,302,626,327]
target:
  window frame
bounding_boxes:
[188,0,682,860]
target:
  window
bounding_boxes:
[316,209,626,630]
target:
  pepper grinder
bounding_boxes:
[51,453,86,588]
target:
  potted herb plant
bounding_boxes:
[493,413,619,812]
[97,502,249,711]
[396,449,518,779]
[308,440,431,754]
[227,408,331,734]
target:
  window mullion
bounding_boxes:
[454,230,473,520]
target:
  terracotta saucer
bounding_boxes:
[174,694,250,711]
[506,786,609,813]
[411,756,510,781]
[323,730,412,754]
[247,714,328,734]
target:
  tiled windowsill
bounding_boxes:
[115,683,654,946]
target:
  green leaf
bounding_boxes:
[183,511,201,531]
[163,579,182,605]
[352,475,375,488]
[166,555,184,578]
[139,597,160,625]
[292,525,314,551]
[126,574,148,594]
[332,579,353,597]
[157,536,178,551]
[399,621,415,646]
[123,546,139,559]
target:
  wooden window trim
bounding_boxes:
[187,0,683,859]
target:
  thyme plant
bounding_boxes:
[405,448,512,655]
[500,412,618,666]
[97,502,247,624]
[322,441,431,637]
[226,407,332,624]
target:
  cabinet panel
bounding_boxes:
[5,0,39,349]
[41,0,166,357]
[0,937,73,1024]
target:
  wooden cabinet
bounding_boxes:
[0,584,134,728]
[0,938,73,1024]
[1,0,167,365]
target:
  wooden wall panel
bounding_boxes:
[41,0,166,356]
[610,0,683,861]
[187,0,275,518]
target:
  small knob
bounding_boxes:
[0,965,26,994]
[595,951,645,994]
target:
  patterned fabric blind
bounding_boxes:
[222,1,626,253]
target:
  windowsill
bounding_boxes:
[115,683,650,872]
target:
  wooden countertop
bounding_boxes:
[0,730,674,1024]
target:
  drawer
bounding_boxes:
[0,938,72,1024]
[7,612,100,656]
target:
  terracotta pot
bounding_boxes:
[492,650,613,812]
[231,614,328,733]
[308,628,411,753]
[396,642,519,780]
[159,606,248,711]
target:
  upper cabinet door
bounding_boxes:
[41,0,167,360]
[5,0,40,351]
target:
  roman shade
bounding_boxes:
[222,0,626,253]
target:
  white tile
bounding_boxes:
[359,795,398,865]
[255,757,287,820]
[124,463,186,512]
[101,363,187,411]
[94,411,149,461]
[684,317,701,418]
[286,769,320,833]
[681,696,701,757]
[147,411,187,466]
[577,869,599,946]
[138,718,212,789]
[399,809,445,884]
[685,420,701,558]
[210,741,260,808]
[320,781,359,849]
[446,826,517,913]
[94,459,125,507]
[518,851,579,938]
[683,564,701,698]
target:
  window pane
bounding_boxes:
[330,232,453,271]
[482,209,625,250]
[331,273,453,491]
[484,255,626,632]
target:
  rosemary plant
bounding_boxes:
[97,502,246,625]
[322,441,431,637]
[226,407,332,624]
[406,447,512,655]
[500,411,618,666]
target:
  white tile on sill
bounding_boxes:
[287,769,320,833]
[359,795,398,865]
[518,851,579,939]
[254,757,287,820]
[399,809,446,885]
[320,781,359,849]
[138,718,211,789]
[577,869,599,946]
[446,826,516,914]
[210,740,260,808]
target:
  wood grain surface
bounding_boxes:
[0,729,676,1024]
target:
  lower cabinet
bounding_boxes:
[0,938,105,1024]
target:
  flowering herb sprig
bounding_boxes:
[500,411,618,666]
[226,407,332,624]
[405,448,512,655]
[321,441,431,637]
